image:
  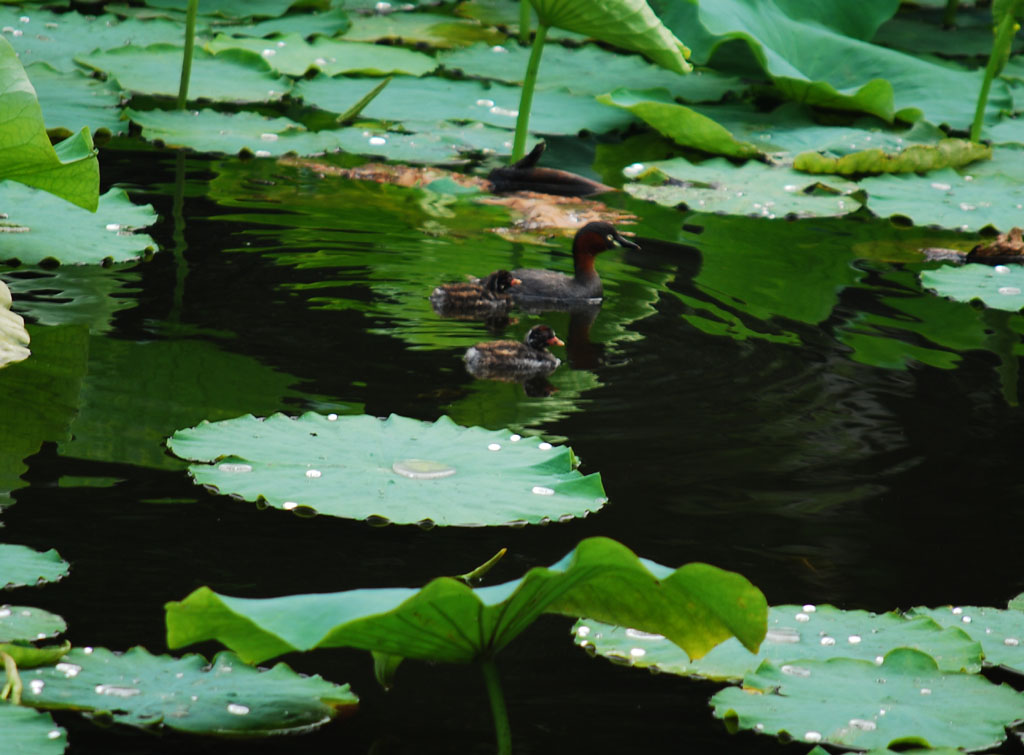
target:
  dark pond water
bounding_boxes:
[4,147,1024,753]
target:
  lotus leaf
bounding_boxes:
[598,90,762,159]
[440,43,741,100]
[166,537,768,665]
[26,64,126,139]
[206,34,437,77]
[859,168,1024,231]
[3,265,139,333]
[626,157,860,218]
[0,281,30,370]
[296,75,636,136]
[144,0,298,17]
[711,648,1024,750]
[0,606,66,643]
[0,705,65,754]
[0,185,157,266]
[167,412,607,526]
[575,604,981,681]
[342,12,505,47]
[909,602,1024,675]
[0,546,69,589]
[873,4,1020,57]
[527,0,690,74]
[232,8,351,37]
[0,38,98,211]
[795,139,991,175]
[655,0,1008,127]
[11,647,358,735]
[0,9,184,72]
[76,45,292,103]
[920,264,1024,312]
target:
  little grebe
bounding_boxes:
[484,222,639,306]
[430,269,521,319]
[464,324,564,379]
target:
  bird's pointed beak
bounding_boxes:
[613,231,641,250]
[548,335,565,347]
[510,277,522,286]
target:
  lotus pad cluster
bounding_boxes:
[167,412,607,526]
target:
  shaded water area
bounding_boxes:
[5,147,1024,753]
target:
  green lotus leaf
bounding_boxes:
[0,546,69,589]
[0,185,157,266]
[711,648,1024,750]
[26,63,126,139]
[0,705,65,754]
[920,264,1024,312]
[144,0,301,18]
[0,642,71,670]
[529,0,690,74]
[598,89,762,158]
[909,601,1024,675]
[167,412,607,526]
[440,43,740,100]
[230,7,351,37]
[873,4,1020,58]
[654,0,1008,127]
[4,265,140,333]
[76,44,292,103]
[125,107,526,160]
[575,604,982,682]
[0,281,30,370]
[0,37,98,211]
[295,75,635,136]
[627,157,860,218]
[343,11,505,47]
[795,139,991,175]
[11,647,358,735]
[166,537,767,665]
[206,34,437,76]
[0,325,88,502]
[0,606,66,643]
[0,8,185,72]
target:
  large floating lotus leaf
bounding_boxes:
[574,604,982,682]
[711,649,1024,750]
[0,280,30,369]
[0,38,98,211]
[0,546,69,589]
[144,0,299,17]
[598,90,762,159]
[0,606,66,643]
[13,647,358,735]
[167,412,607,526]
[909,602,1024,675]
[627,157,860,219]
[859,168,1023,231]
[231,8,351,37]
[440,44,740,100]
[343,12,505,47]
[126,107,525,160]
[873,4,1020,58]
[0,705,66,754]
[0,185,157,266]
[0,9,185,71]
[76,45,292,102]
[920,264,1024,312]
[528,0,690,74]
[654,0,1007,127]
[166,536,768,665]
[296,75,635,136]
[26,63,127,139]
[206,34,437,76]
[126,108,341,156]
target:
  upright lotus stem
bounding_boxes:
[971,8,1020,142]
[943,0,958,28]
[176,0,199,109]
[511,23,549,163]
[519,0,531,46]
[481,659,511,755]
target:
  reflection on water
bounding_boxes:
[3,153,1024,754]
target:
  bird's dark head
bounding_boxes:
[483,269,522,294]
[526,324,564,350]
[572,222,641,257]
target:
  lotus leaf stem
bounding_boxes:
[511,23,549,163]
[176,0,199,109]
[971,5,1021,142]
[943,0,958,28]
[0,650,21,705]
[481,659,511,755]
[519,0,531,46]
